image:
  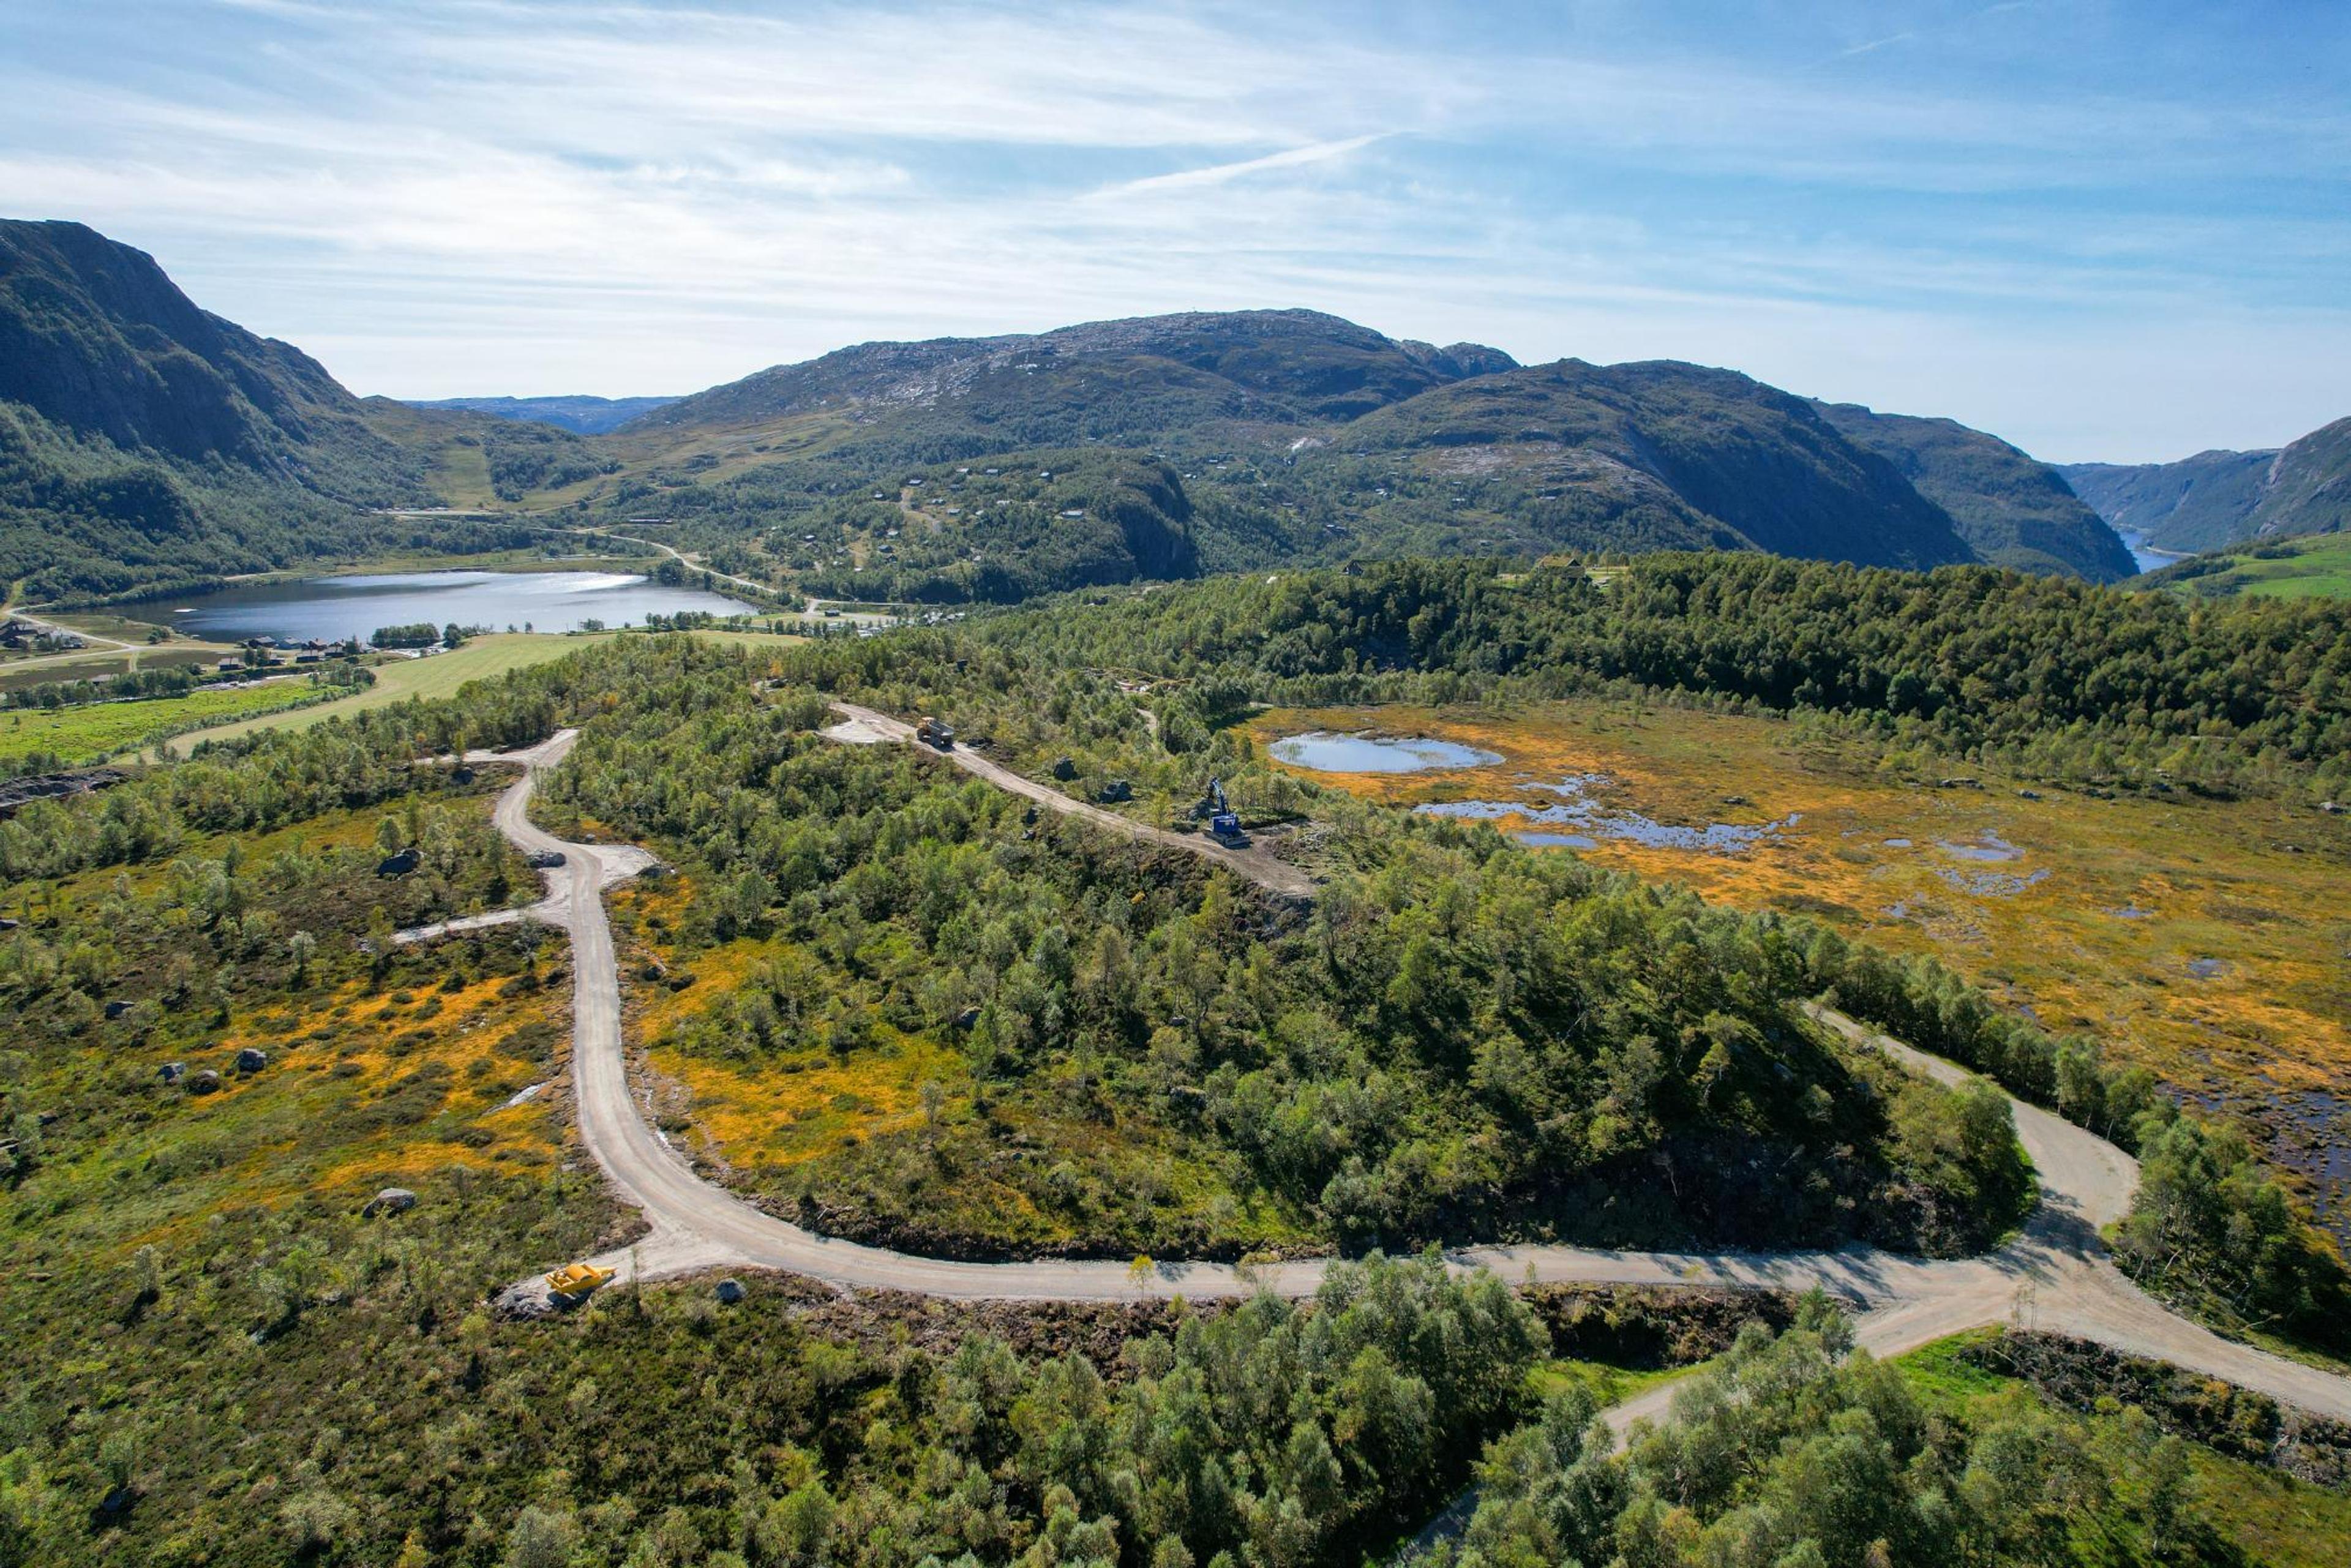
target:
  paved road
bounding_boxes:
[462,723,2351,1423]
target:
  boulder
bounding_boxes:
[235,1047,268,1073]
[187,1070,222,1095]
[2017,789,2043,800]
[376,847,420,877]
[157,1062,185,1084]
[1052,757,1078,781]
[954,1005,982,1030]
[714,1278,746,1305]
[103,999,132,1020]
[527,849,566,869]
[2322,801,2344,815]
[363,1187,418,1217]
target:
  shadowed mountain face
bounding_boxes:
[2062,418,2351,557]
[0,219,478,599]
[1813,402,2135,582]
[1330,361,1981,572]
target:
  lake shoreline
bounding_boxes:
[137,568,759,645]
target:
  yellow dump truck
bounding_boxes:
[915,715,954,749]
[545,1261,616,1298]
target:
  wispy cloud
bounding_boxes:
[1091,134,1392,200]
[1,0,2344,459]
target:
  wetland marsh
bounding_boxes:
[1258,699,2351,1237]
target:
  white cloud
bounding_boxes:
[1089,135,1393,199]
[0,0,2341,460]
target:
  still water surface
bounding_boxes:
[146,571,756,643]
[1268,732,1503,772]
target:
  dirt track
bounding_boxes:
[455,721,2351,1424]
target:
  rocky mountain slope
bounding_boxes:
[1814,401,2135,581]
[2,219,2147,605]
[2062,416,2351,556]
[0,219,509,599]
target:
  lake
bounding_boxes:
[143,571,758,643]
[2117,527,2186,575]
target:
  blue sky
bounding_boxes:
[5,1,2346,461]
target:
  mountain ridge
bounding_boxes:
[1815,400,2137,581]
[2061,417,2351,555]
[0,218,2140,602]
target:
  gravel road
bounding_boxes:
[457,721,2351,1425]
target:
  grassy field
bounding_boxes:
[1,679,329,767]
[159,628,808,756]
[153,634,621,753]
[2156,531,2351,599]
[1252,699,2351,1231]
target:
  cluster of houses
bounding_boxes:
[0,618,84,653]
[212,635,361,675]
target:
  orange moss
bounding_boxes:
[1253,701,2351,1118]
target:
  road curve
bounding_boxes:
[463,724,2351,1422]
[825,702,1318,898]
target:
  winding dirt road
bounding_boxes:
[456,724,2351,1422]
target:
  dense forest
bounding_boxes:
[1414,1300,2221,1568]
[516,643,2026,1259]
[4,623,2349,1562]
[952,555,2351,801]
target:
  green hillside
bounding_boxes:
[2,223,2148,609]
[2137,527,2351,599]
[0,219,531,600]
[584,345,2024,590]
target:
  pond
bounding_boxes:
[1415,773,1801,855]
[1269,732,1504,773]
[140,571,758,643]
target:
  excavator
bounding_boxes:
[1202,778,1243,842]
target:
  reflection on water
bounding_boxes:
[145,571,757,643]
[1269,732,1504,773]
[1937,832,2024,863]
[1417,773,1799,854]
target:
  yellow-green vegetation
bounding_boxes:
[1,678,330,766]
[545,637,2033,1263]
[2150,530,2351,599]
[157,633,619,751]
[1897,1332,2351,1568]
[160,628,803,755]
[1253,699,2351,1194]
